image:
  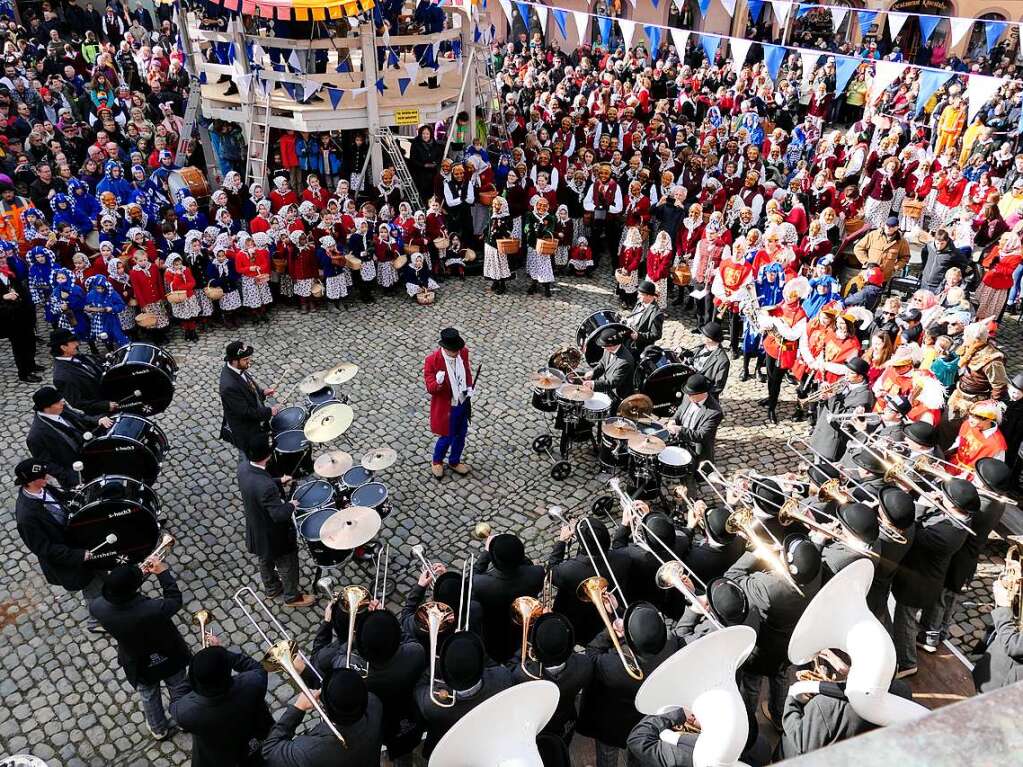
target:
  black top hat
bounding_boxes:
[532,613,575,666]
[807,462,840,488]
[684,373,711,396]
[440,632,485,690]
[189,647,234,697]
[845,357,869,377]
[884,394,912,417]
[489,533,526,572]
[700,321,723,344]
[14,458,47,486]
[224,340,254,362]
[783,535,821,585]
[32,385,62,412]
[624,601,666,656]
[942,478,980,515]
[878,486,915,530]
[905,421,938,448]
[322,669,369,724]
[356,610,402,665]
[576,516,611,553]
[102,564,145,604]
[643,512,676,552]
[851,449,887,475]
[704,506,736,544]
[976,457,1012,493]
[439,327,465,351]
[49,328,76,354]
[637,279,658,296]
[837,503,880,544]
[244,437,274,463]
[706,577,749,626]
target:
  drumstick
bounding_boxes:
[88,534,118,555]
[115,389,144,406]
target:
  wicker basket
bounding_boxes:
[901,198,925,218]
[536,238,558,257]
[433,237,450,250]
[310,280,324,297]
[166,290,187,304]
[416,290,436,305]
[136,311,158,328]
[330,254,346,266]
[406,243,422,254]
[670,264,692,287]
[496,238,519,255]
[204,286,225,301]
[463,248,477,263]
[393,254,408,271]
[614,268,634,287]
[272,257,288,274]
[345,255,363,270]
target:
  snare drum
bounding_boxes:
[80,414,169,485]
[350,481,391,519]
[292,479,336,514]
[657,446,694,480]
[297,507,352,567]
[531,366,566,412]
[272,430,313,478]
[582,392,612,422]
[68,476,161,568]
[271,405,308,435]
[306,385,348,410]
[555,384,586,419]
[101,342,178,416]
[338,466,374,504]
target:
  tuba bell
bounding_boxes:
[511,596,545,680]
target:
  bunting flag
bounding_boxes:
[918,14,941,43]
[386,49,399,67]
[830,7,847,33]
[834,57,860,96]
[251,43,265,67]
[697,0,711,19]
[535,5,547,34]
[375,78,386,94]
[672,0,684,11]
[398,77,411,95]
[282,82,301,102]
[800,51,821,93]
[351,87,368,97]
[670,28,690,56]
[573,10,589,42]
[967,74,1003,121]
[301,78,320,102]
[474,24,482,43]
[287,49,304,73]
[729,37,753,77]
[914,69,953,114]
[747,0,764,24]
[949,18,973,49]
[237,73,253,100]
[552,8,567,39]
[598,16,612,47]
[855,10,877,34]
[795,4,811,19]
[644,25,662,54]
[700,34,721,65]
[763,43,785,82]
[770,0,790,29]
[515,2,530,25]
[870,60,907,100]
[619,18,637,49]
[985,21,1007,52]
[336,59,352,73]
[405,62,420,84]
[886,11,908,41]
[328,87,344,109]
[498,0,512,25]
[720,0,736,18]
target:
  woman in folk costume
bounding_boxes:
[106,257,137,335]
[761,275,810,424]
[288,230,320,312]
[900,157,934,230]
[401,251,439,302]
[163,254,200,341]
[795,219,833,269]
[524,194,556,297]
[128,250,170,339]
[206,244,242,327]
[930,164,969,230]
[859,155,900,230]
[235,232,273,319]
[178,196,209,234]
[552,204,573,272]
[742,262,785,382]
[483,196,513,295]
[619,179,650,251]
[183,231,213,321]
[83,274,128,349]
[316,235,349,312]
[976,231,1023,321]
[425,196,449,277]
[616,225,644,309]
[27,246,55,315]
[645,231,673,310]
[406,211,433,272]
[504,167,530,243]
[375,223,402,287]
[691,212,732,329]
[676,203,705,260]
[49,267,89,339]
[395,201,415,237]
[347,218,376,303]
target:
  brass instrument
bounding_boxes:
[513,569,555,680]
[798,378,848,405]
[795,656,839,683]
[777,498,880,560]
[739,280,762,336]
[473,522,493,541]
[913,455,1016,506]
[419,555,474,708]
[999,536,1023,630]
[140,533,176,574]
[192,608,213,649]
[339,585,370,677]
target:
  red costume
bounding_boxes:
[763,300,807,369]
[951,422,1007,470]
[423,347,473,436]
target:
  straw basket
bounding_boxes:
[166,290,187,305]
[204,286,224,301]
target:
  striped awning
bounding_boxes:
[219,0,374,22]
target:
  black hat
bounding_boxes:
[899,307,922,323]
[783,535,821,585]
[49,328,76,354]
[644,512,676,552]
[14,458,47,486]
[244,437,273,463]
[878,486,915,530]
[433,571,467,610]
[577,516,611,553]
[706,577,749,626]
[837,503,880,544]
[189,647,234,697]
[884,394,912,417]
[751,478,784,517]
[684,373,711,396]
[704,506,736,544]
[905,422,938,448]
[356,610,402,665]
[942,478,980,515]
[845,357,869,377]
[32,385,62,411]
[440,632,485,690]
[532,613,575,666]
[489,533,525,572]
[700,321,723,343]
[322,669,369,724]
[852,449,887,476]
[807,462,840,488]
[624,601,667,656]
[1010,372,1023,392]
[597,327,629,347]
[976,458,1012,493]
[224,340,254,362]
[439,327,465,351]
[102,564,145,604]
[637,279,658,296]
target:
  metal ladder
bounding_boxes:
[245,91,272,189]
[475,45,510,151]
[373,127,422,210]
[175,78,203,166]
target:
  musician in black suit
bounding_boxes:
[679,505,747,587]
[89,563,191,740]
[972,576,1023,693]
[817,503,880,583]
[50,328,118,415]
[398,566,483,647]
[236,439,315,608]
[627,709,699,767]
[169,643,274,767]
[865,487,916,622]
[613,510,690,618]
[673,575,757,644]
[13,458,105,630]
[0,261,41,382]
[26,385,112,490]
[219,341,280,456]
[686,322,730,396]
[809,357,874,462]
[583,328,636,403]
[666,374,724,473]
[624,280,665,355]
[547,515,633,644]
[470,533,545,663]
[263,669,383,767]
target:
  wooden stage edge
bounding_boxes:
[907,639,976,710]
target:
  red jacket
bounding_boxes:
[165,267,196,297]
[129,263,166,306]
[290,244,319,280]
[279,132,299,169]
[619,246,643,272]
[424,347,473,436]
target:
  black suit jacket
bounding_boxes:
[26,409,98,489]
[236,461,297,559]
[891,509,969,609]
[690,345,730,397]
[612,527,690,619]
[509,650,594,739]
[15,485,92,591]
[262,694,383,767]
[625,301,665,353]
[548,542,633,644]
[169,650,273,767]
[220,364,272,451]
[809,383,874,462]
[973,606,1023,693]
[415,665,514,757]
[627,712,698,767]
[471,559,546,663]
[53,355,110,415]
[591,346,637,401]
[679,528,747,588]
[670,394,723,462]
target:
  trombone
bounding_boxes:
[233,586,347,748]
[192,608,213,649]
[419,555,475,708]
[998,536,1023,631]
[321,544,390,678]
[909,452,1016,507]
[512,568,555,680]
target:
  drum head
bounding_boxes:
[351,482,388,509]
[271,406,308,434]
[576,310,625,365]
[101,343,176,415]
[293,479,334,511]
[275,430,309,453]
[584,392,612,411]
[641,364,692,415]
[659,446,693,466]
[638,424,670,442]
[81,435,160,486]
[341,466,373,488]
[299,506,339,541]
[68,478,160,567]
[306,385,337,407]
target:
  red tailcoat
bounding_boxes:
[424,347,473,436]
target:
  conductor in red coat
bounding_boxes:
[424,328,474,480]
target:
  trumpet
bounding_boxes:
[140,533,176,573]
[193,608,213,649]
[999,536,1023,631]
[798,378,848,405]
[420,556,474,708]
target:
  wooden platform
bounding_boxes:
[907,640,976,710]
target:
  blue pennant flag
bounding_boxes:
[918,14,940,43]
[552,9,567,39]
[452,39,462,58]
[598,16,612,47]
[645,25,662,54]
[915,69,953,114]
[336,59,352,73]
[651,0,659,7]
[700,34,721,65]
[398,78,411,95]
[795,3,812,19]
[474,24,481,43]
[375,78,386,94]
[387,49,399,67]
[198,71,207,84]
[763,43,785,81]
[855,9,877,33]
[282,82,301,102]
[834,57,860,96]
[515,2,530,25]
[985,21,1007,52]
[328,88,344,109]
[697,0,711,17]
[747,0,764,23]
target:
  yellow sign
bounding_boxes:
[394,108,420,126]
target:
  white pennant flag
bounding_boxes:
[729,37,753,76]
[967,74,1003,122]
[720,0,736,17]
[949,17,973,50]
[405,62,420,83]
[302,78,321,102]
[886,11,908,41]
[352,87,367,97]
[618,18,637,49]
[831,8,848,34]
[535,6,547,34]
[800,51,821,92]
[770,0,790,29]
[870,60,907,100]
[237,73,253,101]
[251,43,265,67]
[288,49,304,73]
[671,28,690,56]
[498,0,513,27]
[573,10,589,44]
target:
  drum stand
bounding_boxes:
[531,408,599,481]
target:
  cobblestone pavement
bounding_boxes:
[0,268,1019,765]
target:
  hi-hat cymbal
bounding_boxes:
[303,403,354,442]
[323,362,359,385]
[627,433,666,456]
[558,384,591,402]
[298,371,329,394]
[320,506,381,550]
[361,447,397,472]
[314,450,354,478]
[602,418,638,439]
[529,371,563,390]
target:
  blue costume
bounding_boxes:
[97,161,134,204]
[743,263,785,355]
[26,245,55,313]
[802,276,842,319]
[67,179,100,224]
[49,268,89,338]
[51,193,94,236]
[84,274,128,346]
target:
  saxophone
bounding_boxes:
[739,281,762,336]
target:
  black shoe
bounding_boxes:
[544,284,552,297]
[19,373,42,383]
[31,364,45,372]
[731,349,741,360]
[768,408,778,424]
[527,282,538,295]
[740,370,751,382]
[757,371,767,383]
[757,397,770,407]
[793,408,806,422]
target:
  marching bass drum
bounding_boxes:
[68,475,161,568]
[640,347,693,416]
[576,309,628,365]
[101,343,178,416]
[80,414,169,485]
[167,165,211,202]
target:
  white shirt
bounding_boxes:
[39,412,74,430]
[442,351,468,406]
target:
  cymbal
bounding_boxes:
[627,433,666,456]
[314,450,354,478]
[529,371,563,390]
[303,403,354,442]
[297,371,329,394]
[602,418,638,439]
[361,447,397,472]
[320,506,381,550]
[558,384,591,402]
[323,362,358,386]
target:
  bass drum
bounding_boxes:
[168,166,211,202]
[101,343,178,416]
[68,475,161,568]
[272,430,313,478]
[80,414,168,485]
[296,507,352,567]
[640,348,694,416]
[576,310,628,365]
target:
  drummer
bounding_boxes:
[27,385,113,490]
[219,341,281,459]
[685,322,731,397]
[624,280,665,356]
[665,374,724,485]
[50,329,120,416]
[582,328,636,405]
